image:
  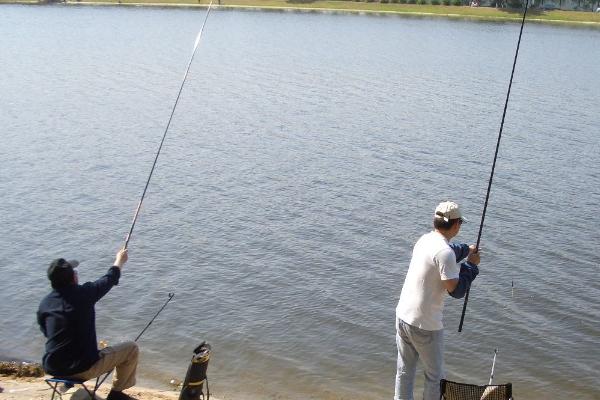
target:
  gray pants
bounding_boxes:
[394,319,444,400]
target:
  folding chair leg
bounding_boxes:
[80,384,95,399]
[45,380,60,400]
[78,377,101,400]
[45,378,99,400]
[93,375,101,393]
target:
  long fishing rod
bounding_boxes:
[98,293,176,387]
[123,0,214,249]
[458,0,530,333]
[98,2,214,389]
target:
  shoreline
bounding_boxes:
[0,376,193,400]
[1,0,600,26]
[0,361,188,400]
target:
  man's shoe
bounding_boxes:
[106,389,137,400]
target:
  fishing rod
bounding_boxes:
[98,292,176,387]
[123,0,214,249]
[98,1,214,389]
[457,0,530,333]
[134,292,176,341]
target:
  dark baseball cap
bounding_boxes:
[47,258,79,287]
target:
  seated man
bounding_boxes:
[37,248,138,400]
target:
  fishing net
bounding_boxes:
[440,379,513,400]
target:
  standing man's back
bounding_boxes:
[397,231,461,331]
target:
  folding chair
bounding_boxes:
[45,376,101,400]
[440,379,513,400]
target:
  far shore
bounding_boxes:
[1,0,600,26]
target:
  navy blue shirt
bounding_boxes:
[37,266,120,376]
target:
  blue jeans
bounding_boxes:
[394,318,444,400]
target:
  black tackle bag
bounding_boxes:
[179,342,211,400]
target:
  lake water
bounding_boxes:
[0,4,599,399]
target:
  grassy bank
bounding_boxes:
[2,0,600,25]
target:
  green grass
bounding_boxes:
[2,0,600,25]
[219,1,600,24]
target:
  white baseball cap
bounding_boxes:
[434,201,467,223]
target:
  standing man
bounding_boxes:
[394,201,481,400]
[37,248,139,400]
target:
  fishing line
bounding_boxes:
[124,0,214,249]
[458,0,530,333]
